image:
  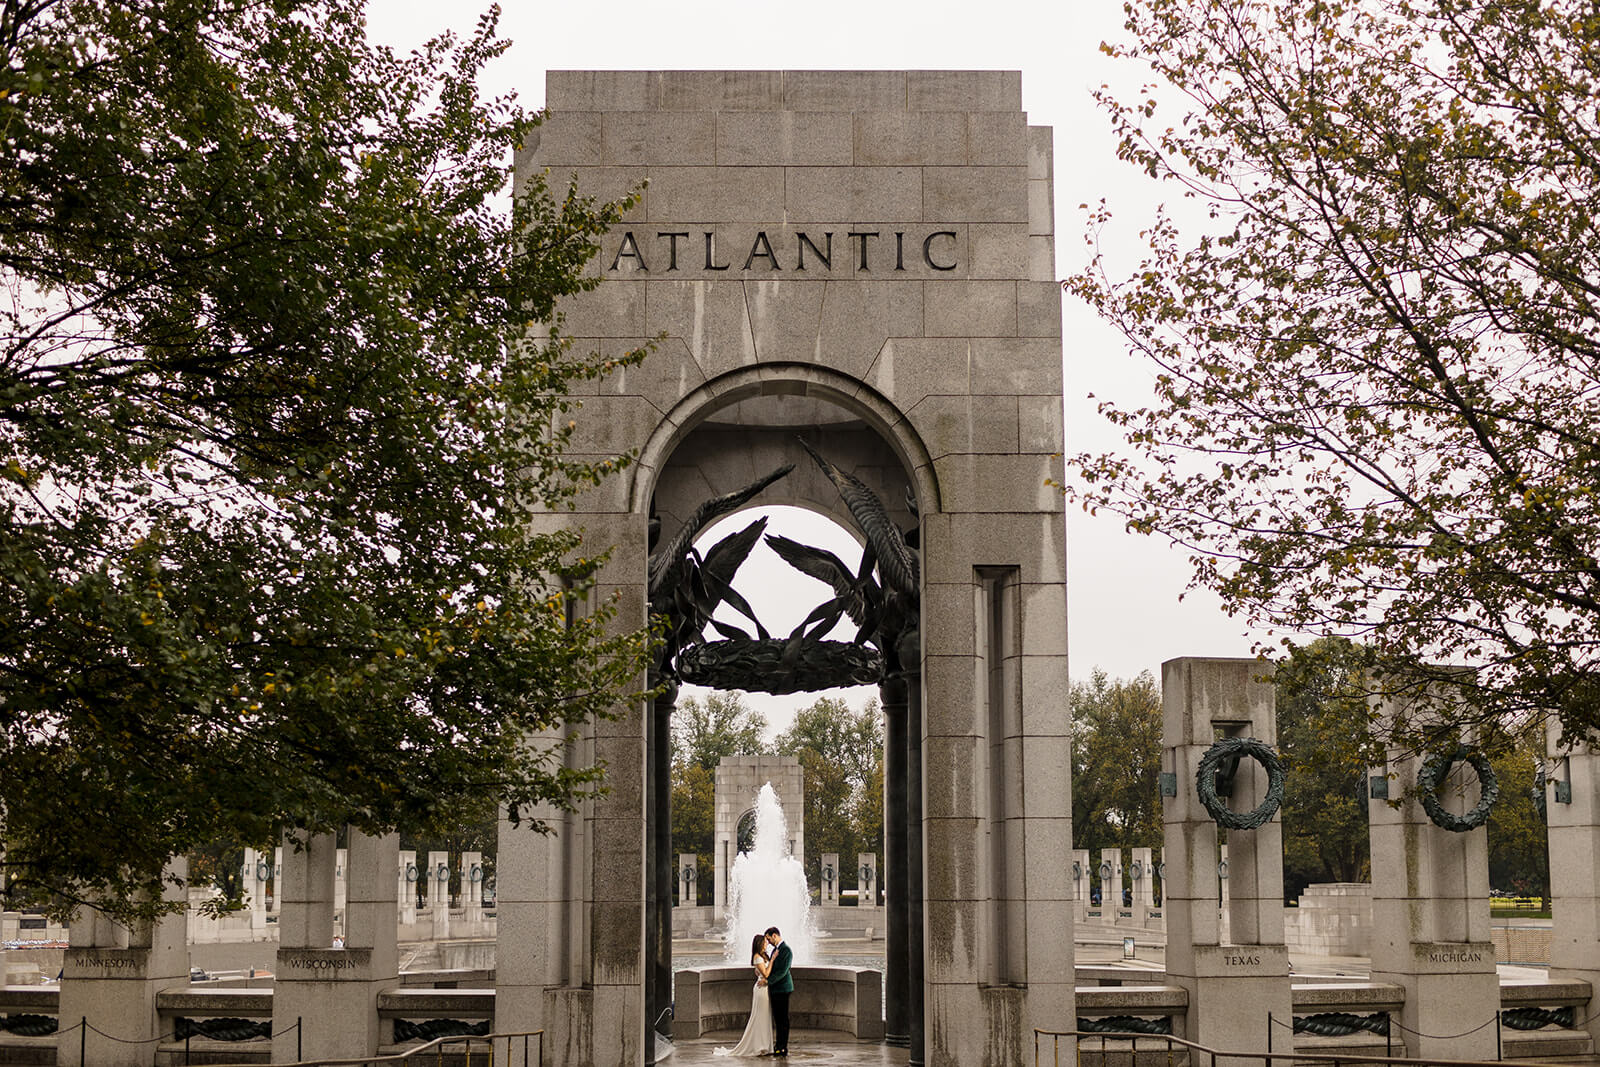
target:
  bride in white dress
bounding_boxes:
[715,934,775,1057]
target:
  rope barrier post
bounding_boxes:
[1496,1010,1502,1061]
[79,1016,86,1067]
[1268,1012,1273,1055]
[298,1016,303,1062]
[1386,1011,1392,1059]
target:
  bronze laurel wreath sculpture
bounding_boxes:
[1195,736,1287,830]
[1417,746,1499,833]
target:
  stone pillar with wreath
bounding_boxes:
[1544,721,1600,1050]
[1159,657,1292,1061]
[1368,687,1500,1060]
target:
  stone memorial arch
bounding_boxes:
[496,70,1072,1067]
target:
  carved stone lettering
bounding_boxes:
[1223,954,1262,965]
[604,228,961,274]
[283,953,359,973]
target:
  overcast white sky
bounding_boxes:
[367,1,1270,735]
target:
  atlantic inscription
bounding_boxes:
[606,229,959,274]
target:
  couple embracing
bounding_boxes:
[716,926,793,1058]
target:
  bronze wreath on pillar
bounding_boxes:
[1416,745,1499,832]
[1195,736,1286,830]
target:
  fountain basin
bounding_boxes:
[672,964,883,1040]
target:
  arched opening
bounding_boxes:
[642,372,930,1061]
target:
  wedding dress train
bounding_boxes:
[715,980,774,1057]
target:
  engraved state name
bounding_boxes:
[281,953,360,973]
[606,229,959,274]
[1426,950,1485,963]
[68,955,143,971]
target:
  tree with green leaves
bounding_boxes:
[0,0,651,922]
[670,691,769,903]
[1070,669,1163,871]
[1486,727,1550,903]
[671,690,770,773]
[1069,0,1600,743]
[774,695,883,890]
[1275,639,1378,898]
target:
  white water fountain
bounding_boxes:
[724,782,817,964]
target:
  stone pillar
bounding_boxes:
[713,829,731,917]
[1368,690,1498,1060]
[882,677,910,1048]
[677,854,697,909]
[1100,849,1124,916]
[857,853,878,910]
[1154,848,1168,927]
[429,850,450,941]
[1161,657,1291,1061]
[244,847,270,938]
[906,674,926,1067]
[334,848,348,934]
[1071,849,1091,920]
[821,853,840,906]
[1130,846,1155,913]
[274,829,399,1062]
[646,682,674,1064]
[398,851,417,925]
[1546,724,1600,1049]
[463,851,485,925]
[1218,843,1231,944]
[495,720,593,1067]
[57,860,189,1067]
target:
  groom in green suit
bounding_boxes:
[763,926,793,1055]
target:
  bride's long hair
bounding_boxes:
[750,933,768,963]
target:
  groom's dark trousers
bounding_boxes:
[770,991,791,1054]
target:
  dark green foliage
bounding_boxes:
[774,696,883,891]
[670,691,770,904]
[0,0,651,922]
[1071,669,1163,863]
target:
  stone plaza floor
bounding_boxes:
[667,1030,910,1066]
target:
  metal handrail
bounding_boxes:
[197,1028,544,1067]
[1034,1028,1560,1067]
